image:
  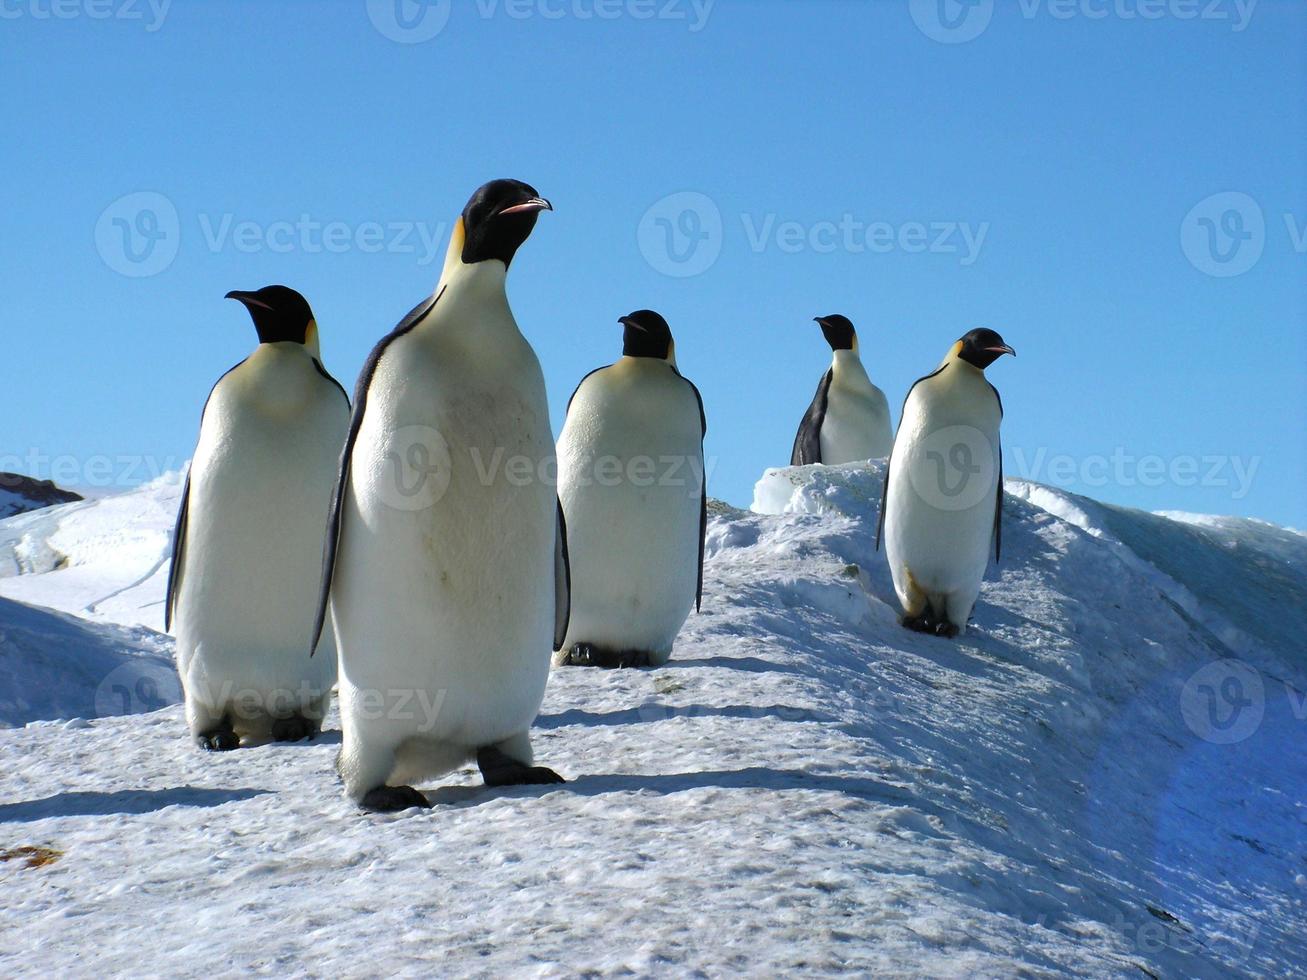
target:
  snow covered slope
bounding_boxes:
[1,464,1303,976]
[0,472,181,631]
[0,596,179,729]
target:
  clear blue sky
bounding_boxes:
[3,0,1304,526]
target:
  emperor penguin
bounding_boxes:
[313,179,568,812]
[554,310,706,670]
[791,314,893,466]
[877,328,1015,637]
[166,285,349,750]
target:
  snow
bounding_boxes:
[1,464,1304,976]
[0,597,179,729]
[0,471,181,631]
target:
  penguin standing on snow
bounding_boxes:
[313,179,568,812]
[166,285,349,750]
[877,328,1015,637]
[791,314,893,466]
[554,310,706,669]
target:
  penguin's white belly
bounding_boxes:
[175,351,345,722]
[557,369,702,657]
[884,370,1000,604]
[820,381,893,464]
[332,329,555,751]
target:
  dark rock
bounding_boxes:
[0,473,83,519]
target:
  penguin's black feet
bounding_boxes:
[360,785,431,813]
[271,714,319,743]
[195,728,239,752]
[559,643,651,669]
[933,621,960,639]
[476,746,566,787]
[901,614,935,634]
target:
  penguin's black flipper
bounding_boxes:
[310,288,444,655]
[876,457,890,553]
[791,370,832,466]
[163,472,190,633]
[553,498,571,652]
[993,445,1004,563]
[680,371,709,613]
[988,380,1005,563]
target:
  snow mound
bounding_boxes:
[1,467,1305,975]
[751,460,886,517]
[0,595,179,729]
[0,472,182,631]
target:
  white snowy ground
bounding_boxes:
[0,472,180,631]
[1,465,1304,976]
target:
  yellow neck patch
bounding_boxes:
[440,216,466,284]
[304,319,322,357]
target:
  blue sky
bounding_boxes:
[3,0,1304,526]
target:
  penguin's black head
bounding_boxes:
[619,309,674,360]
[226,285,315,345]
[460,178,552,267]
[815,314,856,352]
[957,328,1016,369]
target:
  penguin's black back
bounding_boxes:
[791,370,833,466]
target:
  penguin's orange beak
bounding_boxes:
[986,344,1016,357]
